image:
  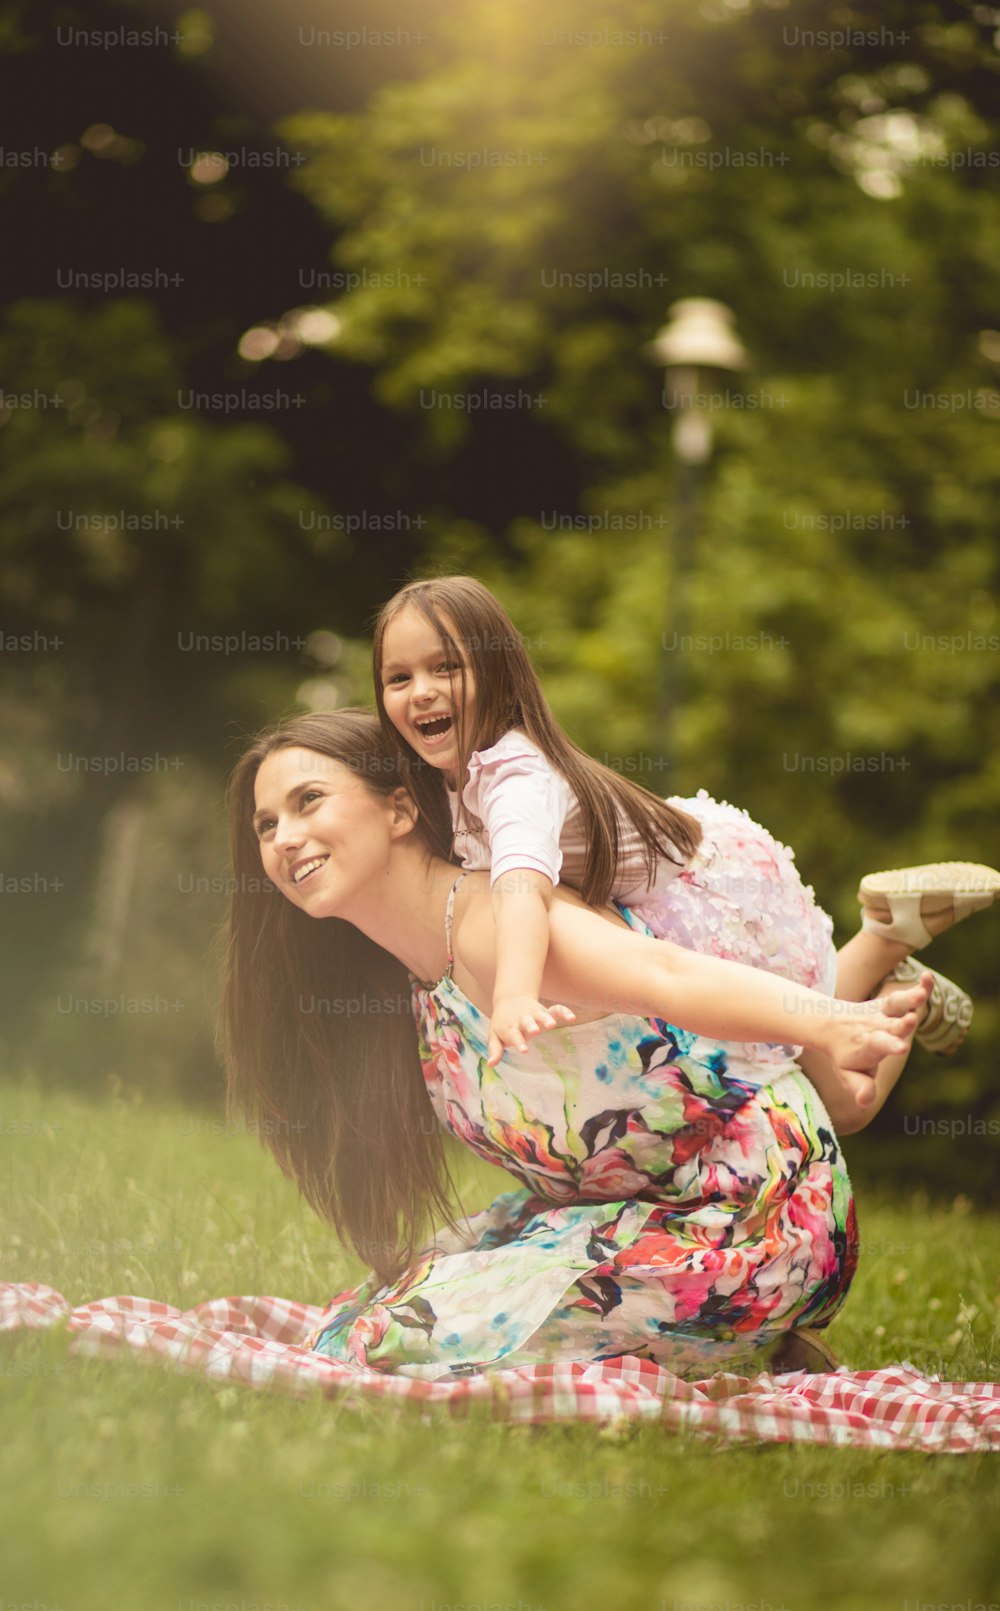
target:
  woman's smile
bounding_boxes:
[288,852,330,888]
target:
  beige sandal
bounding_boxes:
[767,1327,840,1375]
[858,861,1000,949]
[887,955,973,1057]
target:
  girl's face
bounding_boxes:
[379,604,476,782]
[253,746,408,919]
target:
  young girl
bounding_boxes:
[373,575,998,1071]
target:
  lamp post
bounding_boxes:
[645,298,747,781]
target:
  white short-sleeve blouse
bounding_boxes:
[449,730,681,901]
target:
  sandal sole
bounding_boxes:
[859,862,1000,919]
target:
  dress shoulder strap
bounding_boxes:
[443,873,468,981]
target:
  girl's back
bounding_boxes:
[450,726,682,904]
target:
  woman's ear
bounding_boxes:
[388,787,419,839]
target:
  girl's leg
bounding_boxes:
[834,930,911,1000]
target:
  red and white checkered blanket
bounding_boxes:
[3,1282,998,1451]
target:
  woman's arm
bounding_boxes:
[453,888,925,1080]
[547,902,927,1076]
[542,899,924,1077]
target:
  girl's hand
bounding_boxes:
[487,997,577,1068]
[820,973,931,1098]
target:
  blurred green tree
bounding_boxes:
[0,296,364,1090]
[2,0,998,1190]
[276,0,1000,1187]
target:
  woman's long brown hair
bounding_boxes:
[218,709,454,1282]
[372,575,703,902]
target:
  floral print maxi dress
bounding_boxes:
[309,886,857,1381]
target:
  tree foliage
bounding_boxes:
[279,0,1000,1183]
[2,0,999,1184]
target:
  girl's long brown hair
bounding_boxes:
[372,576,702,902]
[218,709,454,1282]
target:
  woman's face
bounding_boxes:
[379,604,475,782]
[253,746,404,919]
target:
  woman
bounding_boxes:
[221,711,935,1380]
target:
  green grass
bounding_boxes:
[1,1077,998,1611]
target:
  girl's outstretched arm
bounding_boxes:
[487,869,575,1066]
[528,896,929,1085]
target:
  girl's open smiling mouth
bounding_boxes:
[413,714,454,744]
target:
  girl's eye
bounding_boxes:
[385,672,409,686]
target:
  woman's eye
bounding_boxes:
[255,819,275,839]
[301,790,321,806]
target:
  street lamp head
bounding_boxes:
[646,298,748,371]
